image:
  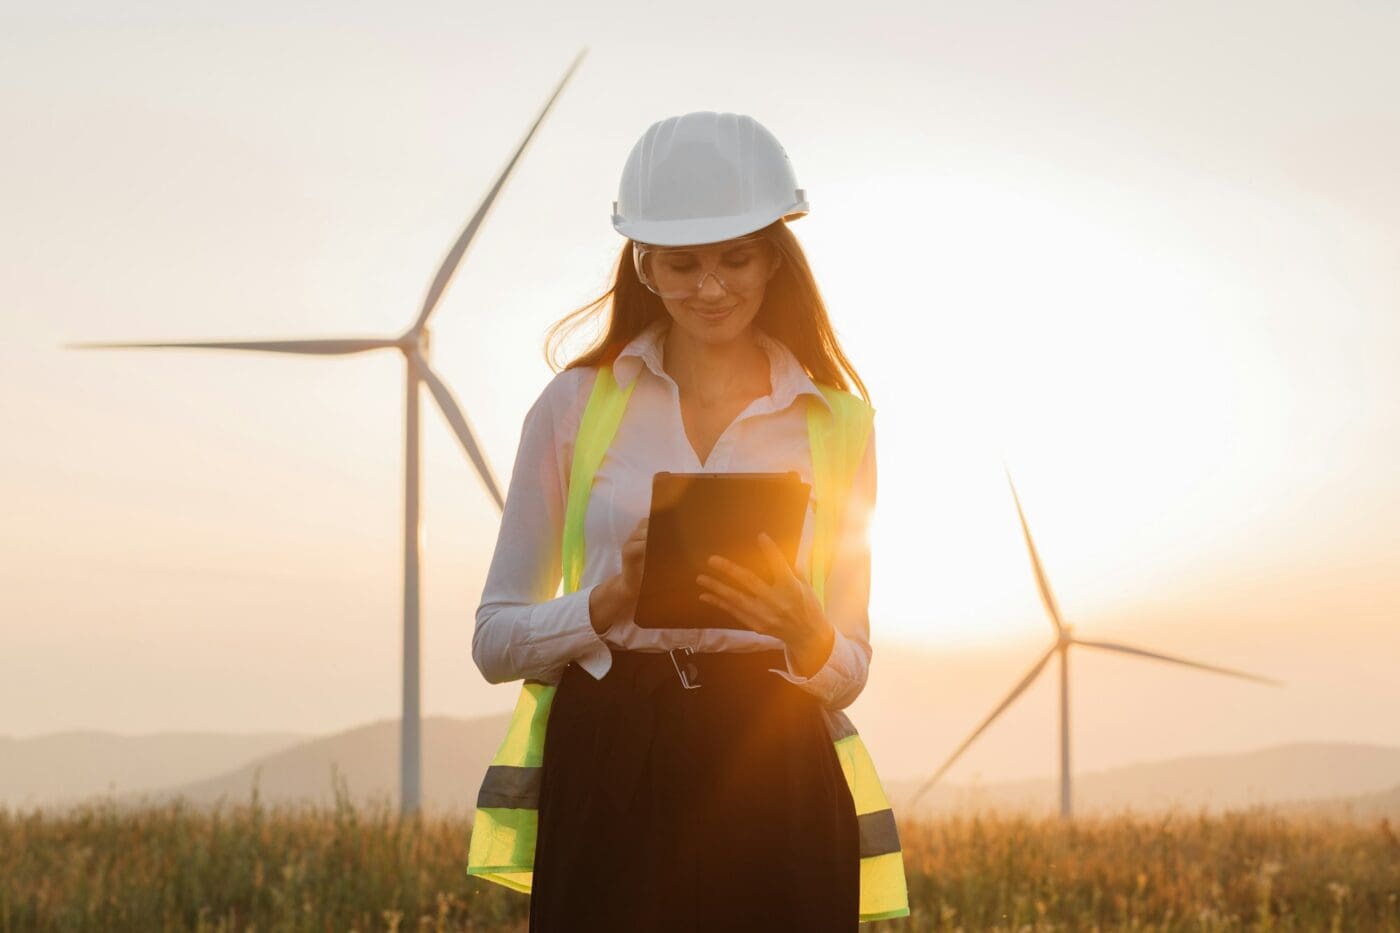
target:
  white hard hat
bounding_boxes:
[612,111,810,247]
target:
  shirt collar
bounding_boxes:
[612,318,832,415]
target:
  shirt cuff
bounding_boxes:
[767,627,855,704]
[525,584,614,681]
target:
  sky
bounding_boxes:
[2,0,1397,783]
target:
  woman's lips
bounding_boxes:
[693,306,735,321]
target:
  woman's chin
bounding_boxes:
[675,309,756,342]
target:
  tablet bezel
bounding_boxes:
[633,471,811,630]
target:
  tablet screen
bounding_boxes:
[634,471,811,630]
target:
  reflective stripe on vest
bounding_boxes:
[467,364,911,922]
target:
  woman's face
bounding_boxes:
[646,235,783,346]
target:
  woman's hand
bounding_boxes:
[696,533,835,677]
[590,516,648,634]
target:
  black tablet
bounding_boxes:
[634,471,811,630]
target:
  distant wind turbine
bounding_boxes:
[908,465,1283,817]
[65,48,588,816]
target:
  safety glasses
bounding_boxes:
[632,233,779,299]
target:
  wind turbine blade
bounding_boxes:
[1003,463,1066,633]
[412,48,587,332]
[65,338,399,356]
[1071,637,1283,686]
[907,644,1057,808]
[419,361,505,511]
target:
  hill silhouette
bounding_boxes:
[8,716,1398,821]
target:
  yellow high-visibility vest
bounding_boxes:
[467,363,911,923]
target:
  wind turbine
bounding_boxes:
[908,464,1283,818]
[65,49,588,816]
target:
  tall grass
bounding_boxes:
[0,770,524,932]
[897,809,1399,931]
[2,773,1396,931]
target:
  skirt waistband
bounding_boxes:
[594,646,789,692]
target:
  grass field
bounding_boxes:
[3,777,1397,931]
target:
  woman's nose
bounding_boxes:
[696,271,729,299]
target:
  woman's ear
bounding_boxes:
[766,249,784,281]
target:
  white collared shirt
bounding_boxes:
[472,318,876,709]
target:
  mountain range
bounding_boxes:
[5,715,1398,821]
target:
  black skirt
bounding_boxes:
[529,647,861,933]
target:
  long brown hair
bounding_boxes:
[542,220,870,403]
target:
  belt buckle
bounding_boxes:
[668,645,702,690]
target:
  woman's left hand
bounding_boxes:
[696,533,835,677]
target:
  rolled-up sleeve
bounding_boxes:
[771,419,877,709]
[472,369,614,685]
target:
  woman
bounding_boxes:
[469,112,907,931]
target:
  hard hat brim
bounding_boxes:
[614,201,809,247]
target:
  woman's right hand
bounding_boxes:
[590,515,648,634]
